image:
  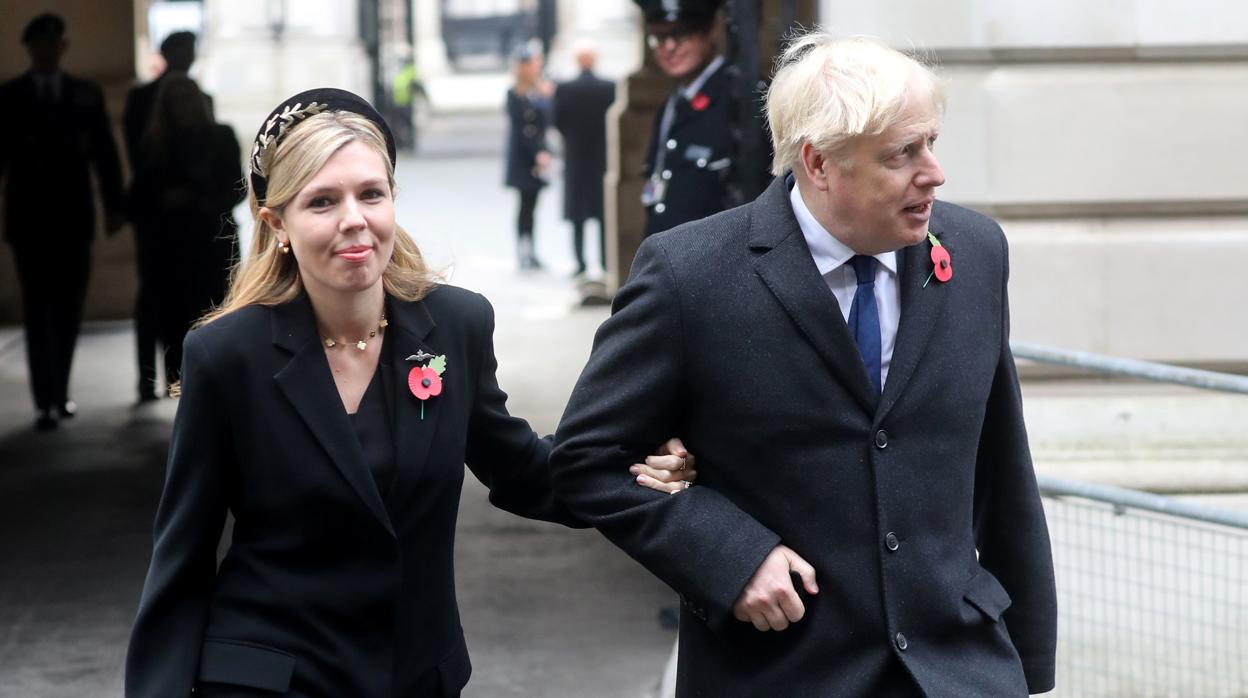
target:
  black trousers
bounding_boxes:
[10,239,91,411]
[516,188,539,241]
[571,217,605,272]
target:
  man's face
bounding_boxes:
[646,21,713,82]
[807,91,945,255]
[25,35,65,72]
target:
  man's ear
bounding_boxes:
[799,142,830,192]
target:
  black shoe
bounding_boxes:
[137,392,160,404]
[526,255,543,270]
[57,401,77,419]
[35,409,58,431]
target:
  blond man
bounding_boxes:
[553,32,1057,696]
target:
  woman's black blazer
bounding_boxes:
[126,285,578,697]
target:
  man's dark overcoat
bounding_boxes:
[552,176,1058,697]
[126,287,578,697]
[552,70,614,223]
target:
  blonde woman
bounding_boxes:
[504,43,553,269]
[125,89,693,697]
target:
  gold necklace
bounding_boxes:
[322,313,388,351]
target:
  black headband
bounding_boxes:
[249,87,397,204]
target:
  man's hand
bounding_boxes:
[630,437,697,494]
[733,545,818,631]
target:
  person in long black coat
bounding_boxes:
[128,74,241,387]
[503,43,553,270]
[553,41,615,275]
[123,30,214,401]
[551,34,1057,697]
[0,13,125,430]
[125,88,694,698]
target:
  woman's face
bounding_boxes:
[269,141,396,299]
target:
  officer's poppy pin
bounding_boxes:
[690,93,710,111]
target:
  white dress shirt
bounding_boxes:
[789,183,901,388]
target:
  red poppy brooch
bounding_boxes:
[923,230,953,287]
[690,93,710,112]
[406,352,446,419]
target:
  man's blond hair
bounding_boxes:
[766,31,944,175]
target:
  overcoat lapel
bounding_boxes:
[381,298,441,509]
[271,297,395,537]
[877,220,951,422]
[749,178,877,415]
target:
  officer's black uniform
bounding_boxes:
[641,60,733,237]
[635,0,734,238]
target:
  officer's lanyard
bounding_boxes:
[651,55,725,175]
[652,97,680,176]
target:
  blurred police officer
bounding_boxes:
[0,13,125,430]
[634,0,731,237]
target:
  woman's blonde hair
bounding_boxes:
[766,31,944,175]
[198,110,437,327]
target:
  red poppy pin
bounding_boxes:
[690,93,710,112]
[406,353,446,420]
[923,230,953,287]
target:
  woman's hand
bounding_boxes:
[630,437,697,494]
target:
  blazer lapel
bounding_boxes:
[877,218,951,422]
[381,297,441,508]
[271,297,395,537]
[749,177,877,415]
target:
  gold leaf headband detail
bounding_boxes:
[249,101,328,179]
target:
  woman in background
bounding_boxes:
[503,42,553,270]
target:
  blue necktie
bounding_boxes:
[848,255,882,398]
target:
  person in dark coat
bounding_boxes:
[551,33,1057,697]
[125,88,694,698]
[0,13,125,430]
[503,42,553,270]
[553,40,615,276]
[634,0,734,238]
[123,30,214,401]
[128,74,241,388]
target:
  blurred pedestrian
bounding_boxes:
[634,0,733,238]
[123,31,215,401]
[125,87,694,697]
[504,42,553,270]
[553,39,614,276]
[128,74,241,390]
[0,13,125,430]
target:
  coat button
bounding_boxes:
[885,532,899,551]
[875,430,888,449]
[655,203,666,213]
[895,632,908,651]
[666,138,678,150]
[661,169,672,180]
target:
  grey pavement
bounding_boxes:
[2,122,1247,697]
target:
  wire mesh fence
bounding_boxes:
[1040,476,1248,697]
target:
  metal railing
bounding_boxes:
[1039,476,1247,698]
[1018,343,1248,697]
